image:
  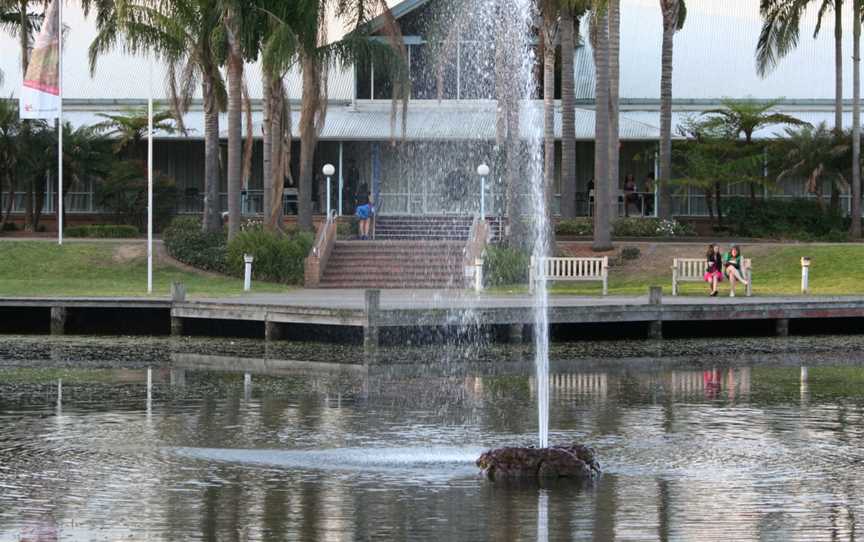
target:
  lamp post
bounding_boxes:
[323,164,335,216]
[477,163,490,220]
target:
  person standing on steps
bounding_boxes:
[704,244,724,296]
[355,194,374,240]
[723,245,749,297]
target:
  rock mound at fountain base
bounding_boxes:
[476,444,600,481]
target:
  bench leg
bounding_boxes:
[672,271,678,296]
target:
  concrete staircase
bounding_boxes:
[373,215,473,241]
[318,241,466,289]
[373,214,504,242]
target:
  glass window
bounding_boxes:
[459,41,495,99]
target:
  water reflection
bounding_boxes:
[2,338,864,540]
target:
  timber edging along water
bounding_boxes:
[1,293,864,344]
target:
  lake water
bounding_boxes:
[2,335,864,541]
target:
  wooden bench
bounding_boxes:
[530,256,609,295]
[672,258,752,296]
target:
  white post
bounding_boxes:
[338,142,344,215]
[57,0,63,245]
[147,55,154,294]
[480,176,486,220]
[474,258,483,293]
[243,254,253,291]
[801,257,810,294]
[477,164,490,220]
[326,175,331,216]
[653,148,659,218]
[323,164,335,217]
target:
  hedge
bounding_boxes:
[65,224,139,238]
[722,198,850,241]
[555,217,696,238]
[162,216,228,273]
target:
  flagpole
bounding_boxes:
[147,55,154,294]
[57,0,63,245]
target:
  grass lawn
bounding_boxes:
[0,241,288,297]
[495,245,864,297]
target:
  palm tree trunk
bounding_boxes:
[832,0,843,212]
[608,0,621,222]
[226,44,243,241]
[851,0,862,237]
[542,12,556,233]
[262,69,273,230]
[202,72,222,233]
[560,6,576,219]
[270,76,287,230]
[658,0,677,219]
[592,9,612,251]
[298,51,319,232]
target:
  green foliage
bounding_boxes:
[162,216,228,273]
[337,221,358,239]
[96,160,177,232]
[723,198,850,240]
[483,245,530,286]
[613,218,696,237]
[65,225,139,238]
[1,222,16,232]
[556,218,694,237]
[555,218,593,236]
[225,229,314,285]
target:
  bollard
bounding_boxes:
[474,258,484,293]
[171,282,186,303]
[244,254,254,291]
[800,257,810,294]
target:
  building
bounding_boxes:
[0,0,858,224]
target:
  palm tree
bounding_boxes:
[221,0,261,241]
[258,0,295,232]
[557,1,590,220]
[87,0,226,234]
[701,98,808,200]
[263,0,406,232]
[94,108,175,158]
[658,0,686,219]
[540,0,559,235]
[608,0,620,223]
[757,0,846,211]
[1,0,42,230]
[775,122,849,209]
[851,0,862,237]
[591,3,612,251]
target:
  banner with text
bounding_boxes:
[20,0,60,120]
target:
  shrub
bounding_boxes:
[555,218,593,236]
[96,160,177,232]
[483,245,530,286]
[226,229,314,285]
[66,224,139,238]
[723,198,849,240]
[1,222,17,232]
[555,217,695,238]
[162,216,228,273]
[613,217,696,237]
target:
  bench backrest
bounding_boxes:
[535,256,608,279]
[672,258,708,279]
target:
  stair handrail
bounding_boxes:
[370,194,383,240]
[304,209,338,287]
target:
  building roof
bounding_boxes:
[60,102,662,141]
